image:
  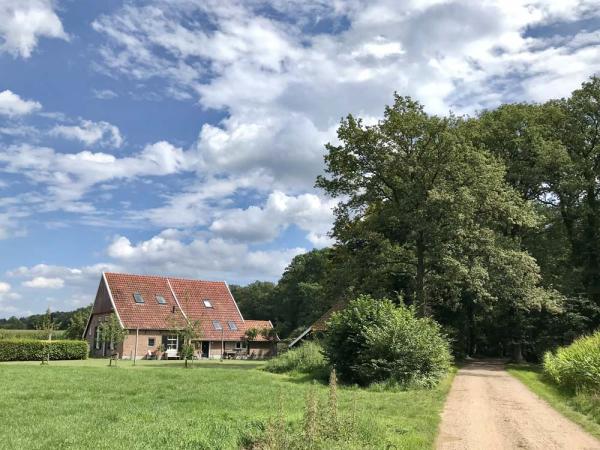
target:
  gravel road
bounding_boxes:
[436,360,600,450]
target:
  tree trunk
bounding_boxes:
[511,343,524,363]
[585,185,600,304]
[415,232,427,316]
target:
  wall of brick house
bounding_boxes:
[120,330,166,359]
[249,341,276,358]
[86,313,114,357]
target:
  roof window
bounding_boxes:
[203,299,213,308]
[133,292,144,303]
[212,320,222,331]
[156,295,167,305]
[227,321,238,331]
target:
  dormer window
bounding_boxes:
[156,295,167,305]
[133,292,144,303]
[203,300,213,308]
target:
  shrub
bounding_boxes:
[543,331,600,391]
[324,295,452,387]
[265,341,327,376]
[0,339,88,361]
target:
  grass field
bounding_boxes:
[0,359,454,449]
[508,364,600,439]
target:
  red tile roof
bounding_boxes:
[103,272,277,341]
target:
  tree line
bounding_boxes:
[234,75,600,361]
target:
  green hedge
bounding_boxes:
[0,339,88,361]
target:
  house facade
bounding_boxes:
[83,272,278,359]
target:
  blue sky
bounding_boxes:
[0,0,599,318]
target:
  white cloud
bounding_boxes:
[0,281,10,294]
[0,0,68,58]
[0,90,41,116]
[0,141,191,211]
[107,231,306,281]
[210,190,335,246]
[92,89,118,100]
[50,119,123,148]
[22,276,64,289]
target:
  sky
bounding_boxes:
[0,0,599,318]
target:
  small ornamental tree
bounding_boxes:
[99,313,128,367]
[179,319,202,368]
[244,327,259,355]
[324,295,451,387]
[36,308,57,365]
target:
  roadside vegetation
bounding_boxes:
[0,359,454,449]
[507,333,600,439]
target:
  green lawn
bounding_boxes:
[0,359,455,449]
[508,364,600,440]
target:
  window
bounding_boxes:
[234,341,247,350]
[227,321,238,331]
[166,335,178,350]
[203,299,213,308]
[133,292,144,303]
[94,326,101,350]
[212,320,222,331]
[156,295,167,305]
[148,338,155,347]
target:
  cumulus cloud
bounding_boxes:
[0,0,68,58]
[107,231,306,282]
[210,191,335,246]
[0,90,41,116]
[50,119,123,148]
[22,276,64,289]
[0,141,190,210]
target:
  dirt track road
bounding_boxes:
[436,360,600,450]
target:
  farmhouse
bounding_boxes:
[83,272,278,359]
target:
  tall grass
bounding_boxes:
[265,341,328,377]
[543,332,600,391]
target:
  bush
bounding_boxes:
[0,339,88,361]
[324,296,452,387]
[543,331,600,391]
[265,341,328,376]
[0,329,66,340]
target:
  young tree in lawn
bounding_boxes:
[99,313,127,367]
[36,308,57,365]
[65,306,91,340]
[179,319,202,368]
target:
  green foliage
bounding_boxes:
[0,329,66,340]
[543,332,600,391]
[243,370,361,449]
[265,341,327,376]
[64,308,90,340]
[324,296,451,387]
[0,339,88,361]
[0,305,92,331]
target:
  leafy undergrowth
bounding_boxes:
[508,364,600,440]
[0,359,455,449]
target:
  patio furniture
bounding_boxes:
[165,348,179,359]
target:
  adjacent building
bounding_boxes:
[83,272,278,359]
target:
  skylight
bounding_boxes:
[212,320,222,331]
[203,299,213,308]
[227,321,238,331]
[133,292,144,303]
[156,295,167,305]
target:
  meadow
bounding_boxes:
[0,359,454,449]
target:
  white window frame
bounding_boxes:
[166,335,179,350]
[227,321,237,331]
[212,320,222,331]
[203,299,213,308]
